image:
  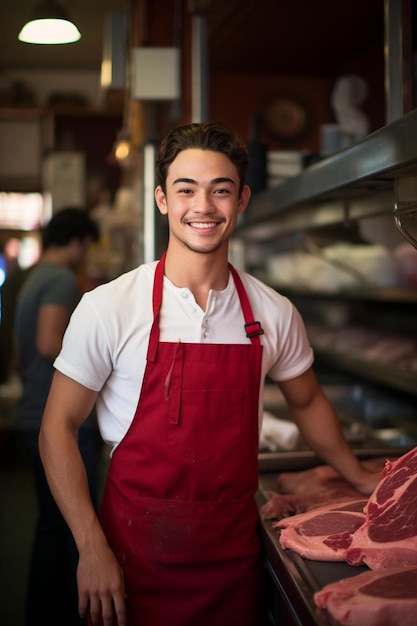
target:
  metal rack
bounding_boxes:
[237,108,417,245]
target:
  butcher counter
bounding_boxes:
[255,444,414,626]
[256,471,368,626]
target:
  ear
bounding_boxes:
[238,184,251,215]
[155,186,168,215]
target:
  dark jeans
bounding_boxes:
[20,427,98,626]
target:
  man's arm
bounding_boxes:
[277,367,381,495]
[39,370,127,626]
[36,304,72,360]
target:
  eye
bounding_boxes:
[213,187,231,195]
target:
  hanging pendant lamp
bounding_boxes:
[18,0,81,45]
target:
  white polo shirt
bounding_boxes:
[55,261,314,450]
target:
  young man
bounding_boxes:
[15,207,99,626]
[39,123,380,626]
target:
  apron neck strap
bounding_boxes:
[228,264,264,345]
[147,252,166,361]
[147,254,263,361]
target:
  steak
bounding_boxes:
[274,499,368,561]
[261,457,385,521]
[276,458,386,495]
[261,488,361,520]
[346,446,417,569]
[314,566,417,626]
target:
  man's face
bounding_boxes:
[68,237,92,270]
[155,148,250,255]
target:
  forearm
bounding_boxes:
[278,369,380,495]
[39,419,106,552]
[39,370,107,550]
[39,373,127,625]
[291,392,364,486]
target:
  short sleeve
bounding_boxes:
[267,303,314,382]
[54,292,113,391]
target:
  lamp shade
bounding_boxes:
[18,1,81,44]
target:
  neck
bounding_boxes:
[164,246,230,310]
[42,247,70,268]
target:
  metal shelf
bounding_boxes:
[237,108,417,242]
[314,349,417,397]
[268,286,417,304]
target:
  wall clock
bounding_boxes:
[263,96,308,140]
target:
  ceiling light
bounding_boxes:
[114,131,132,162]
[18,1,81,45]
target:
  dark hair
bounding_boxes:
[155,121,249,194]
[42,207,99,250]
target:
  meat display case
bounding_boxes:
[256,474,370,626]
[260,382,417,471]
[257,383,415,625]
[237,107,417,624]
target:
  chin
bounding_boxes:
[186,242,223,254]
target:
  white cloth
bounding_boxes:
[259,411,300,451]
[55,262,314,451]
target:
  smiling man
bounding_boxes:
[39,122,381,626]
[156,150,248,253]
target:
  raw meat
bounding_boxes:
[276,458,387,495]
[314,566,417,626]
[346,446,417,569]
[274,499,368,561]
[261,457,385,520]
[363,336,417,365]
[261,488,361,520]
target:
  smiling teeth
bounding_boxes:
[191,222,217,229]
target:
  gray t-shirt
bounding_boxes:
[15,261,80,430]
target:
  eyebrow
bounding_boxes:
[172,177,236,186]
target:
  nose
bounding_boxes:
[194,190,215,213]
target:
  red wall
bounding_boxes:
[209,72,329,154]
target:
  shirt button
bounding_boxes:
[181,292,188,299]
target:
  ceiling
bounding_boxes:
[207,0,384,76]
[0,0,384,76]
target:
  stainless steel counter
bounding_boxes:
[256,473,369,626]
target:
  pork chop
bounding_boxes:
[261,457,385,520]
[347,446,417,569]
[261,488,361,520]
[276,457,386,495]
[314,566,417,626]
[274,499,367,561]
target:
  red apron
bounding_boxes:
[99,253,264,626]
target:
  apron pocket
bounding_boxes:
[168,388,242,462]
[128,495,260,565]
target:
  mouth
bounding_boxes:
[186,219,222,235]
[186,220,221,232]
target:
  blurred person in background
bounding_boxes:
[14,207,99,626]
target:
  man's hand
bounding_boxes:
[351,465,382,497]
[77,542,127,626]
